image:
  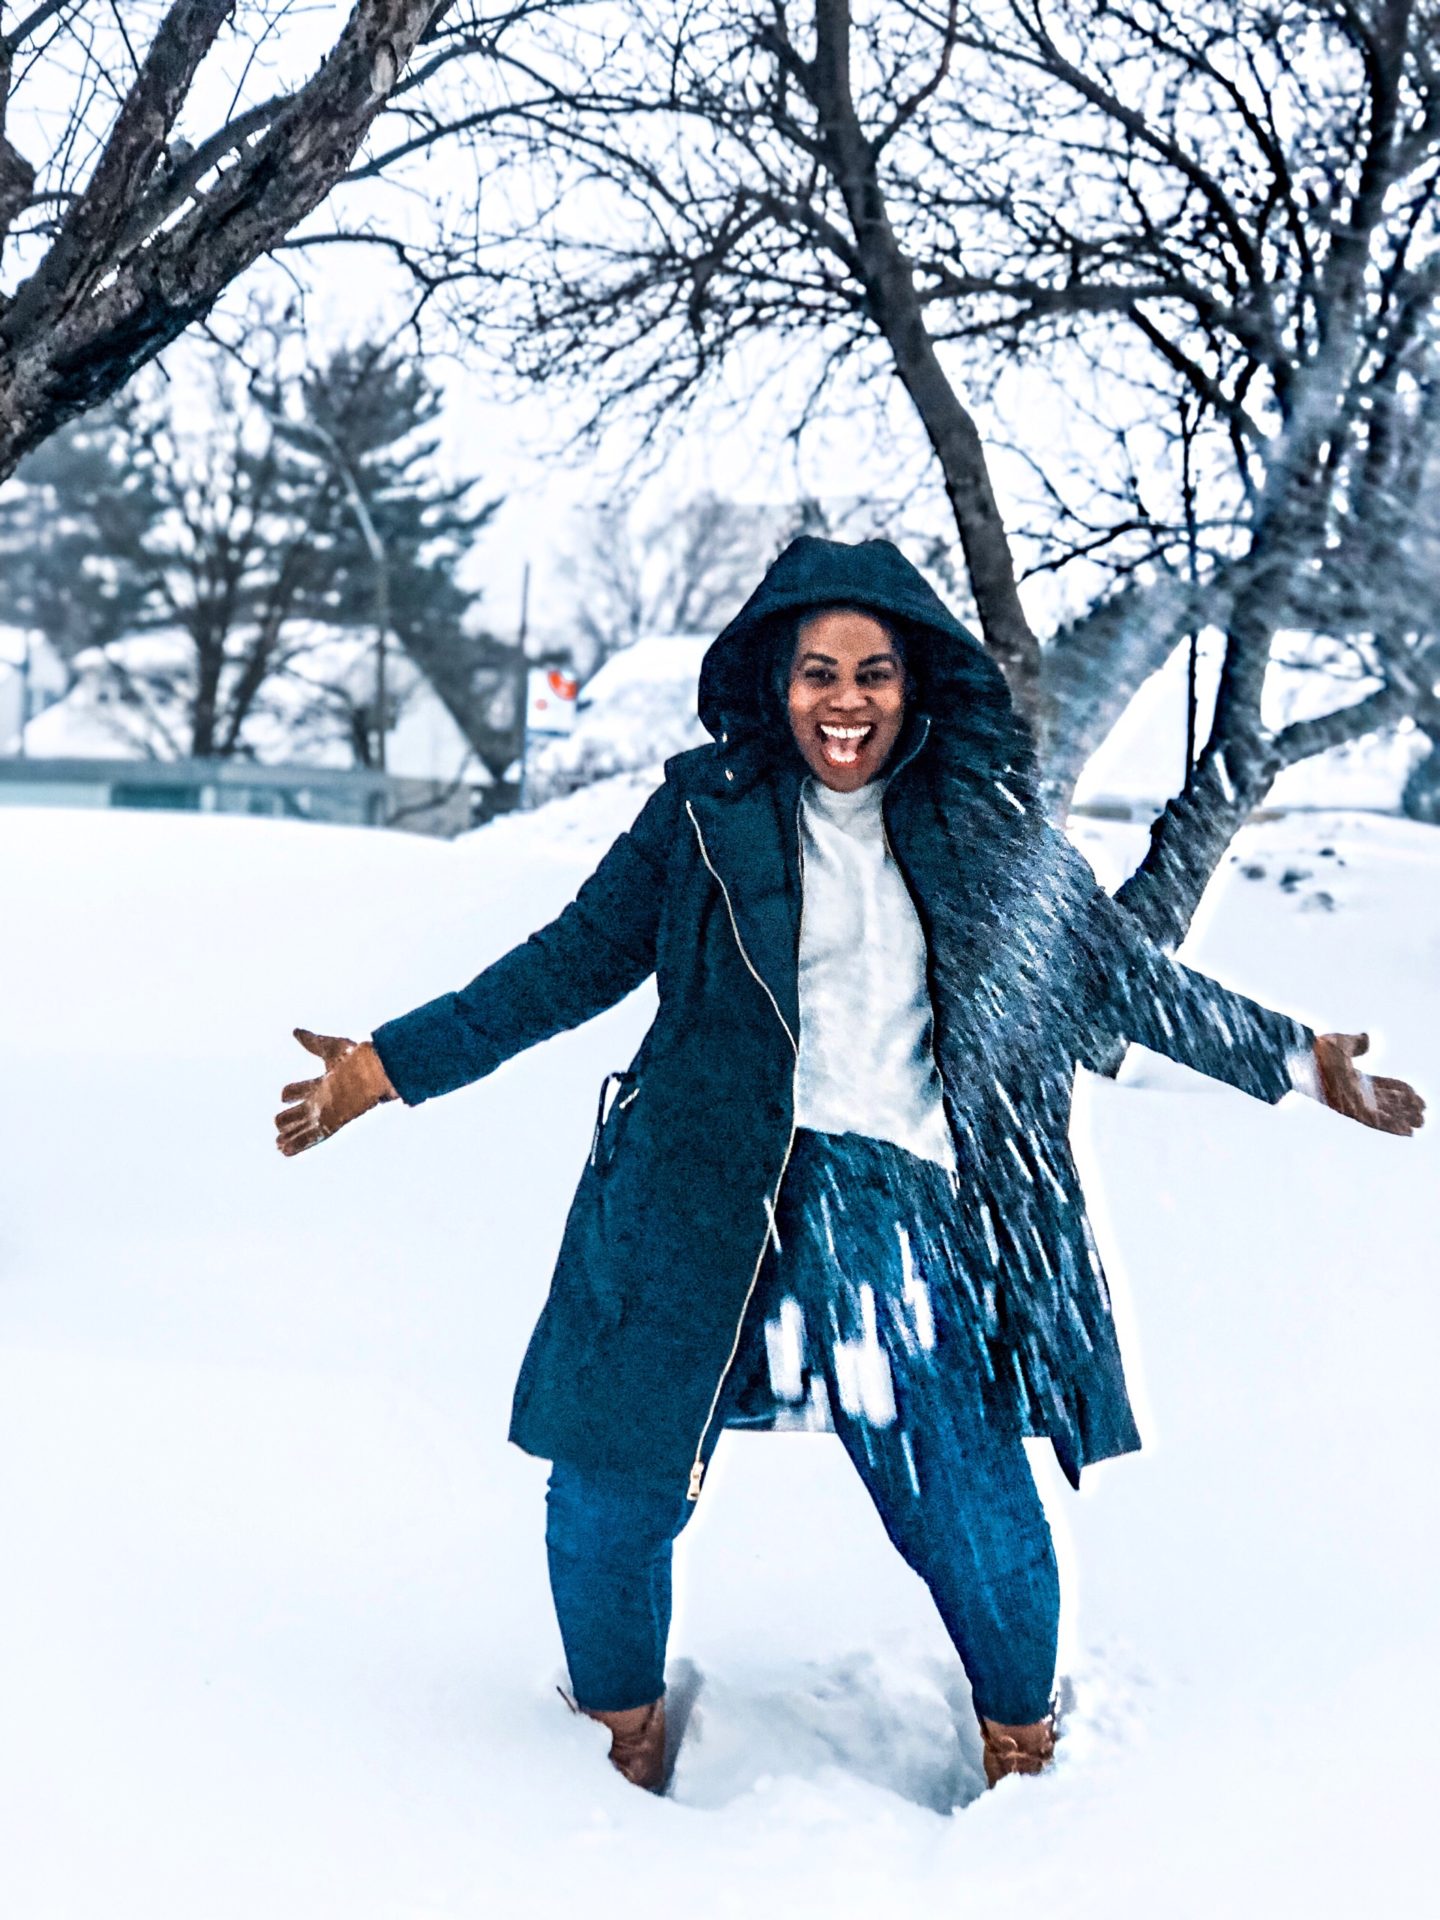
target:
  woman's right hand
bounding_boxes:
[274,1027,398,1156]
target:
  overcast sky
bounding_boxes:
[1,4,1096,650]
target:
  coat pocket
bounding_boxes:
[589,1068,641,1174]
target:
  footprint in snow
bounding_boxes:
[663,1651,987,1813]
[662,1654,1147,1812]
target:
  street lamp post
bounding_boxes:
[302,417,391,773]
[258,397,392,773]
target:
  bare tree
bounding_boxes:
[938,0,1440,936]
[559,493,799,671]
[0,358,357,759]
[0,1,524,481]
[428,2,1050,727]
[369,0,1440,937]
[0,332,507,764]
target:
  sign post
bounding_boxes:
[519,666,579,808]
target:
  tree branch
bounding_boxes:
[0,34,37,248]
[808,0,1043,726]
[112,90,289,255]
[2,0,237,346]
[1,0,73,56]
[0,1,451,482]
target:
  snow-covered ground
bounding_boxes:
[1,784,1436,1918]
[1070,629,1431,815]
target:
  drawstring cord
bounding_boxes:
[589,1071,638,1169]
[589,1072,625,1168]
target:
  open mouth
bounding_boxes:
[817,722,874,768]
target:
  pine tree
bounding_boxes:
[0,340,518,772]
[266,344,518,776]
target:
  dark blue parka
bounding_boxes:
[373,538,1314,1499]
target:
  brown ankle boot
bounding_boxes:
[978,1712,1057,1789]
[581,1698,668,1792]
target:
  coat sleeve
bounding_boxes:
[1059,836,1316,1104]
[370,779,678,1105]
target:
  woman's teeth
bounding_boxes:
[819,722,872,766]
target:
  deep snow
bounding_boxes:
[1,785,1436,1918]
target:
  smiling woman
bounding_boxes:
[785,609,909,789]
[275,535,1423,1801]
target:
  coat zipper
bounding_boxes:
[684,797,804,1500]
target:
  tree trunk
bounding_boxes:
[189,625,224,759]
[1038,569,1231,817]
[809,0,1045,739]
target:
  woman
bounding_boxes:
[275,537,1424,1795]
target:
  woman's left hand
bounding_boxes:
[1311,1032,1426,1136]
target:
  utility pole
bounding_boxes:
[518,560,533,810]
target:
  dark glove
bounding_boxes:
[275,1027,398,1156]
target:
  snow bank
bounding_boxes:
[1074,631,1428,815]
[525,636,710,803]
[1,793,1435,1917]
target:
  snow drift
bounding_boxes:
[0,785,1435,1918]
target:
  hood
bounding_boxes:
[697,536,1034,787]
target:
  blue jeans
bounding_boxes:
[545,1131,1060,1724]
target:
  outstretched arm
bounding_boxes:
[1078,869,1314,1104]
[370,779,679,1105]
[275,779,678,1153]
[1057,832,1313,1102]
[1065,839,1424,1133]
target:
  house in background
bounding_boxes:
[0,629,508,835]
[0,626,69,752]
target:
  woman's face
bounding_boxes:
[786,609,906,792]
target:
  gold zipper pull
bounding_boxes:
[687,1461,706,1501]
